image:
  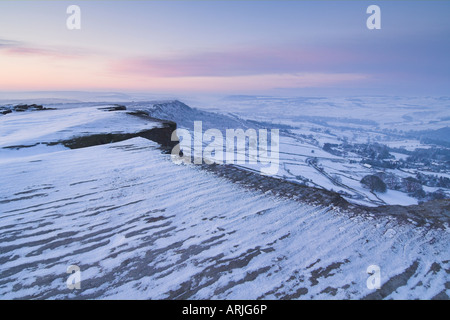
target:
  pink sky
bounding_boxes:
[0,41,369,93]
[0,1,448,95]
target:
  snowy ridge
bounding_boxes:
[127,100,253,132]
[0,102,449,299]
[133,99,450,207]
[0,106,162,150]
[0,137,449,299]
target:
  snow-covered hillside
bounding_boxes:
[0,103,449,299]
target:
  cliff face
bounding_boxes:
[60,120,177,153]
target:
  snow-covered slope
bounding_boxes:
[0,105,449,299]
[0,105,162,150]
[132,98,450,207]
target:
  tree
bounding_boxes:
[402,177,422,193]
[360,175,387,193]
[376,172,401,190]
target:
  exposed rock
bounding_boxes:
[59,121,177,153]
[97,104,127,111]
[0,104,56,115]
[200,163,450,229]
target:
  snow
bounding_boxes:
[391,152,409,161]
[0,106,162,149]
[0,101,448,300]
[185,96,450,206]
[376,190,418,206]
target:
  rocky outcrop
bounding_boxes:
[0,104,56,115]
[60,120,177,153]
[201,163,450,229]
[97,104,127,112]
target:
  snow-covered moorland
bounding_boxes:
[0,101,449,299]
